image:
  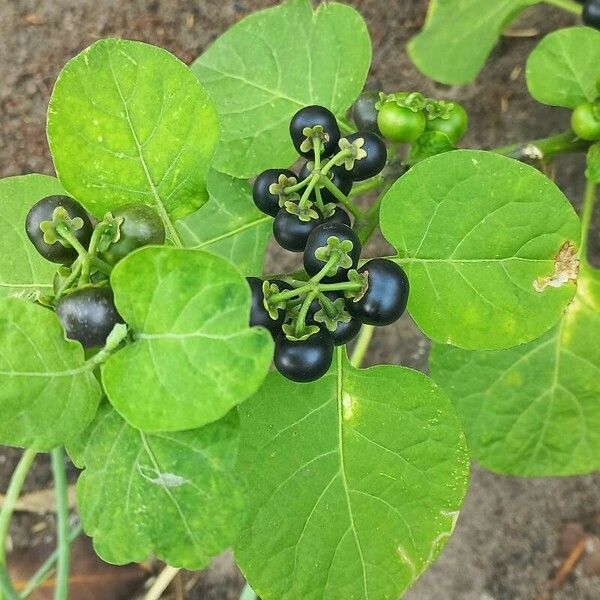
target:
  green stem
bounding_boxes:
[349,176,385,198]
[0,450,37,600]
[89,257,113,276]
[493,131,589,161]
[55,225,91,286]
[311,254,341,284]
[317,292,337,317]
[320,149,353,177]
[314,186,325,213]
[19,524,82,600]
[298,174,320,208]
[356,197,383,245]
[295,290,318,336]
[580,178,598,263]
[350,325,375,368]
[239,582,258,600]
[53,261,82,302]
[321,177,363,220]
[284,174,312,194]
[542,0,583,14]
[338,116,355,135]
[268,280,363,304]
[50,449,70,600]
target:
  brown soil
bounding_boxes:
[1,1,599,599]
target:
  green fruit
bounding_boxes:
[426,103,468,143]
[377,102,426,143]
[571,101,600,141]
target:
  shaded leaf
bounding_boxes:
[408,0,539,85]
[0,298,101,450]
[235,352,469,600]
[193,0,371,177]
[526,27,600,109]
[0,175,64,298]
[102,246,273,431]
[430,266,600,476]
[380,150,581,349]
[68,405,244,569]
[177,170,271,275]
[48,38,219,221]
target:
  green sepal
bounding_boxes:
[268,174,299,208]
[284,201,319,222]
[424,99,456,121]
[320,202,337,219]
[95,213,124,253]
[344,268,368,300]
[337,137,368,171]
[314,296,351,332]
[282,323,320,341]
[262,280,288,320]
[40,206,84,247]
[299,125,329,154]
[314,236,355,275]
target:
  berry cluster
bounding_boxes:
[25,195,165,348]
[249,105,409,383]
[352,91,468,145]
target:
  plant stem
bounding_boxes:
[50,448,69,600]
[19,524,82,600]
[350,325,375,368]
[580,178,598,263]
[338,116,355,135]
[321,177,363,220]
[295,290,318,336]
[349,176,385,198]
[542,0,583,15]
[0,450,36,600]
[493,131,589,161]
[143,565,181,600]
[53,261,82,303]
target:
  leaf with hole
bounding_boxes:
[0,298,101,450]
[380,150,581,350]
[68,404,244,569]
[235,352,469,600]
[101,246,273,432]
[408,0,539,85]
[47,38,219,222]
[0,175,66,298]
[430,266,600,476]
[526,27,600,109]
[193,0,371,177]
[177,170,271,275]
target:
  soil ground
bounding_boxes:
[1,1,599,599]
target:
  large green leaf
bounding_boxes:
[48,38,219,222]
[0,175,64,298]
[430,266,600,476]
[0,298,101,450]
[177,170,271,275]
[68,404,244,568]
[235,352,469,600]
[408,0,539,85]
[102,246,273,432]
[526,27,600,109]
[380,150,581,350]
[193,0,371,178]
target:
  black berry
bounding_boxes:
[306,292,361,346]
[352,91,381,134]
[290,106,340,159]
[274,330,334,382]
[343,132,387,181]
[323,206,351,228]
[252,169,297,217]
[247,277,291,336]
[273,209,323,253]
[347,259,409,326]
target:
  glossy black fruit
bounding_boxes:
[274,330,334,382]
[583,0,600,28]
[55,286,123,348]
[303,223,361,282]
[299,162,353,203]
[306,292,361,346]
[352,91,381,134]
[324,206,351,228]
[247,277,291,336]
[347,258,409,326]
[25,195,93,264]
[290,105,341,158]
[100,204,165,265]
[273,209,323,252]
[252,169,297,217]
[343,132,387,181]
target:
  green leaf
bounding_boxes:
[408,0,539,85]
[102,246,273,432]
[430,266,600,476]
[235,352,469,599]
[68,404,244,568]
[586,143,600,183]
[380,150,581,350]
[48,38,219,221]
[526,27,600,109]
[0,298,101,450]
[177,170,271,275]
[0,175,65,298]
[407,131,455,166]
[193,0,371,178]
